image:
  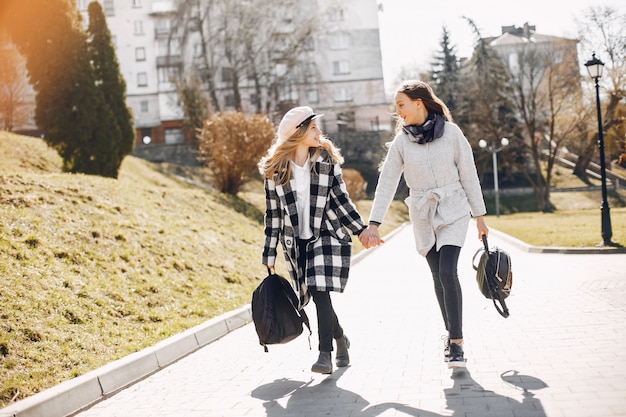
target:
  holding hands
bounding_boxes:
[358,225,385,249]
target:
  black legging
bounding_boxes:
[298,239,344,352]
[425,245,463,340]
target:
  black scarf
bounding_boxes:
[402,112,445,144]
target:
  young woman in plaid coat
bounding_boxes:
[259,106,366,374]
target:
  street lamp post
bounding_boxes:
[479,137,509,217]
[584,53,613,246]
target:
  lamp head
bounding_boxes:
[584,53,605,79]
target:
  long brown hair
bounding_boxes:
[395,80,452,132]
[258,119,343,185]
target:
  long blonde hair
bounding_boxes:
[258,122,343,185]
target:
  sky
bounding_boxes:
[376,0,625,93]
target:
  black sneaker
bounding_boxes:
[448,343,466,369]
[442,336,450,363]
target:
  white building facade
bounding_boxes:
[77,0,391,147]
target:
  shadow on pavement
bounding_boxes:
[251,367,548,416]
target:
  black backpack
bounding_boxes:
[251,269,311,351]
[472,235,513,318]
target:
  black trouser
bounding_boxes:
[425,245,463,340]
[298,239,344,352]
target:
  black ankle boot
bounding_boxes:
[335,335,350,367]
[311,351,332,374]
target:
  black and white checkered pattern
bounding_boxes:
[262,151,365,306]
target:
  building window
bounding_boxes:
[303,36,315,51]
[164,128,184,144]
[508,53,519,75]
[333,60,350,75]
[137,72,148,87]
[155,18,170,35]
[334,87,352,102]
[134,21,144,35]
[329,32,349,50]
[132,0,142,7]
[103,0,114,16]
[156,39,179,57]
[329,7,344,22]
[278,86,298,102]
[135,47,146,61]
[221,67,234,83]
[140,101,149,113]
[158,67,178,83]
[76,0,88,11]
[307,89,319,103]
[275,63,287,77]
[224,94,235,108]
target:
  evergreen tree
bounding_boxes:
[87,1,135,166]
[430,27,460,114]
[2,0,121,178]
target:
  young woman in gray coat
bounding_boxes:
[259,106,366,374]
[359,80,489,369]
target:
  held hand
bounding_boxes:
[475,216,489,240]
[359,225,384,249]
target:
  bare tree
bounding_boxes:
[574,5,626,176]
[506,40,582,212]
[0,47,30,132]
[171,0,323,119]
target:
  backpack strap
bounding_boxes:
[300,308,312,350]
[490,292,510,318]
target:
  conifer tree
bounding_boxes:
[2,0,121,178]
[87,1,135,165]
[431,27,460,114]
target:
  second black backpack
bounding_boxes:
[472,235,513,318]
[251,270,311,352]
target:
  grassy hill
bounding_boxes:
[0,132,408,407]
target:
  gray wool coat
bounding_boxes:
[370,122,487,256]
[262,151,366,307]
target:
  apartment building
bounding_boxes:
[76,0,391,147]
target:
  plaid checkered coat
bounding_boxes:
[262,151,365,307]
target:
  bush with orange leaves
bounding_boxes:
[342,168,367,201]
[198,111,274,194]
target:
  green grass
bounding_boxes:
[0,132,408,406]
[486,208,626,247]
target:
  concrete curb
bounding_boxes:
[489,226,626,254]
[0,306,252,417]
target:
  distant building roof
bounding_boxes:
[487,22,577,47]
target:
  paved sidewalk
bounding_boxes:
[9,224,626,417]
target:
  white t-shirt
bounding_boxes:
[290,158,313,240]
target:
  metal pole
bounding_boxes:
[594,77,613,245]
[492,147,500,217]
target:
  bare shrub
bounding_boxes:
[198,111,274,194]
[342,168,367,201]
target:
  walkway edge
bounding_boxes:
[0,306,252,417]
